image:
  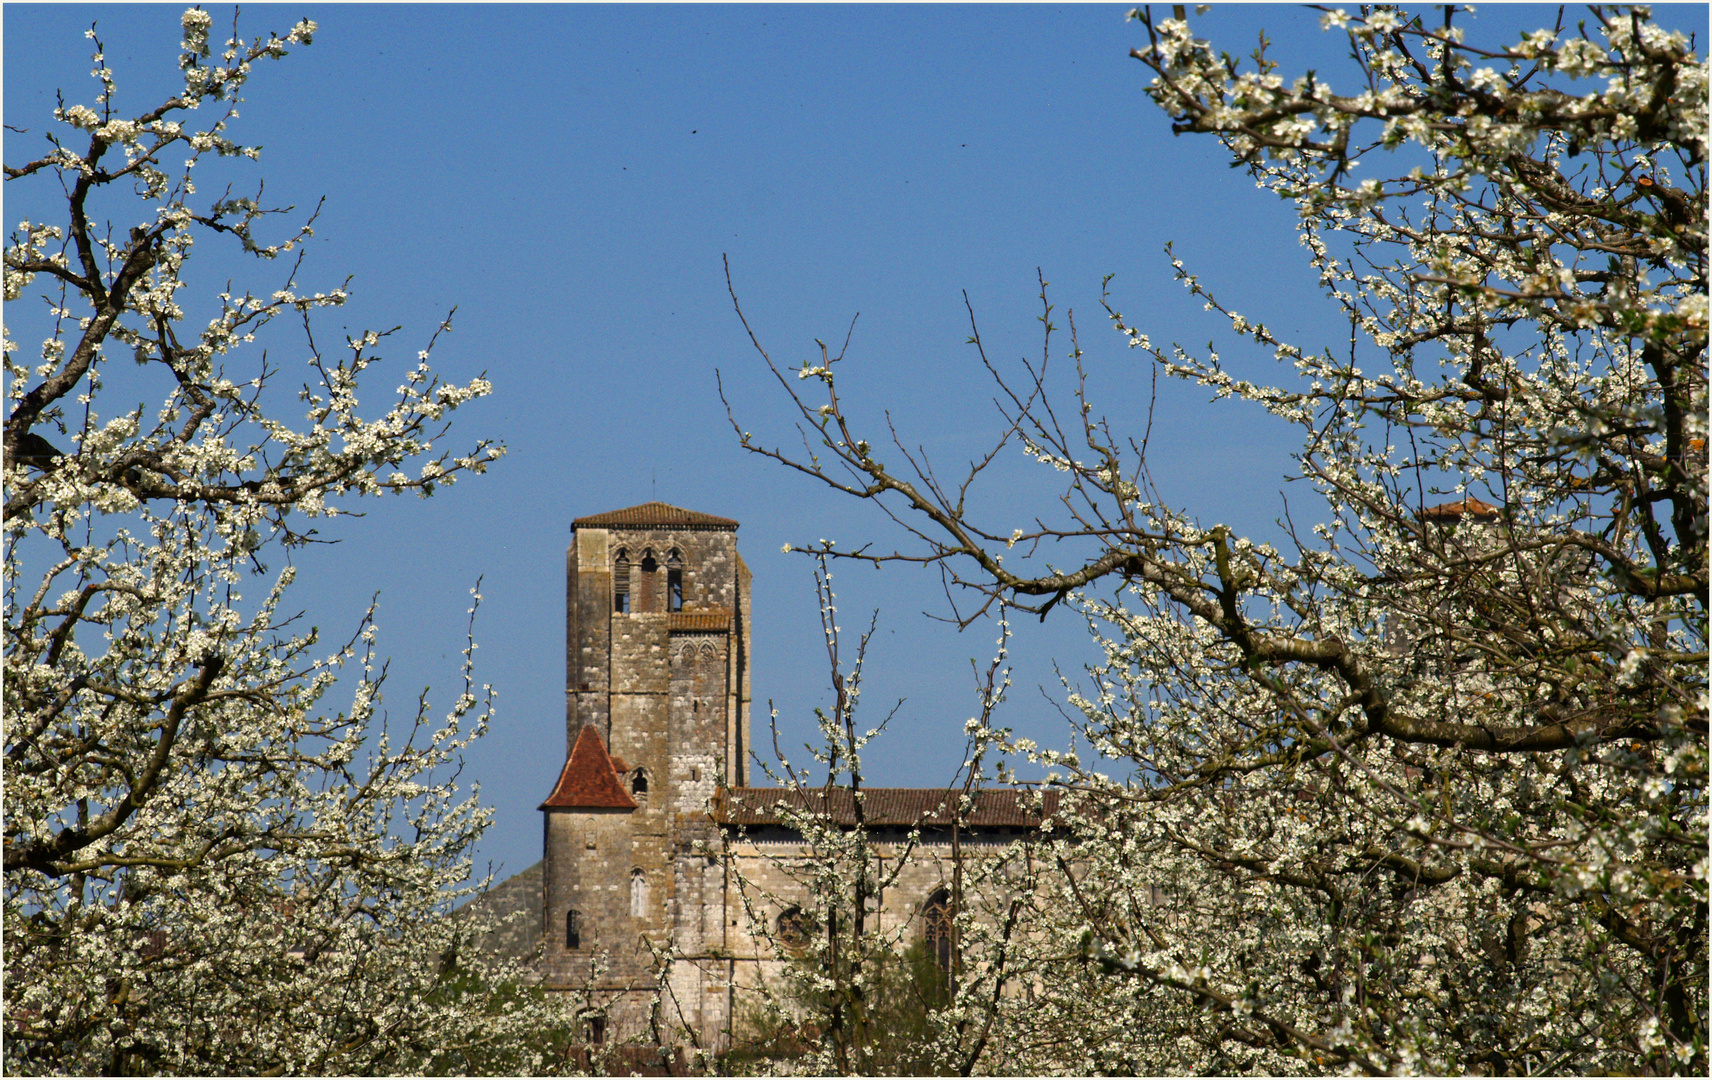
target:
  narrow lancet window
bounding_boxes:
[630,869,648,918]
[613,550,630,613]
[637,552,658,613]
[667,550,684,611]
[923,889,954,971]
[566,908,583,949]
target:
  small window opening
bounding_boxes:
[566,908,582,950]
[631,767,649,796]
[613,551,630,614]
[588,1015,607,1045]
[667,550,684,611]
[630,869,648,918]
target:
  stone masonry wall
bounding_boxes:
[546,515,751,1047]
[540,509,1051,1054]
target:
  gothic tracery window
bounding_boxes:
[923,888,954,971]
[777,905,815,953]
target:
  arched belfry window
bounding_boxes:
[613,550,630,614]
[637,551,659,613]
[630,869,648,918]
[666,550,684,612]
[923,889,954,971]
[566,908,583,950]
[630,767,648,798]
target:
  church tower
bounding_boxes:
[539,502,751,1036]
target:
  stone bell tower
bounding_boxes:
[539,502,751,1038]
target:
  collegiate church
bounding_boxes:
[527,502,1053,1051]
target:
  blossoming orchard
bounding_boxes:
[3,11,581,1074]
[5,4,1706,1077]
[733,5,1707,1074]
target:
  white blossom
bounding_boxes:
[4,12,576,1075]
[731,5,1707,1073]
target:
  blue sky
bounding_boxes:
[10,3,1681,886]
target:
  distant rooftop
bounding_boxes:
[668,610,733,632]
[1420,496,1502,522]
[572,501,739,530]
[712,787,1062,829]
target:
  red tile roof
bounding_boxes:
[711,787,1060,829]
[668,609,732,633]
[1421,496,1502,522]
[572,502,739,530]
[540,725,638,810]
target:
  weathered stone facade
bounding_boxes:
[541,503,751,1044]
[534,503,1048,1053]
[457,860,543,962]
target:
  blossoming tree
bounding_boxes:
[3,11,570,1074]
[722,563,1041,1076]
[732,6,1706,1073]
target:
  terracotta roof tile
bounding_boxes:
[540,726,637,810]
[1421,496,1502,521]
[668,609,732,633]
[711,787,1060,829]
[573,502,738,530]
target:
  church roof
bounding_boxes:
[572,502,739,530]
[1421,496,1502,521]
[540,725,637,810]
[711,787,1061,829]
[668,610,732,633]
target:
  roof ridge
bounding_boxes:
[714,785,1058,828]
[572,502,739,530]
